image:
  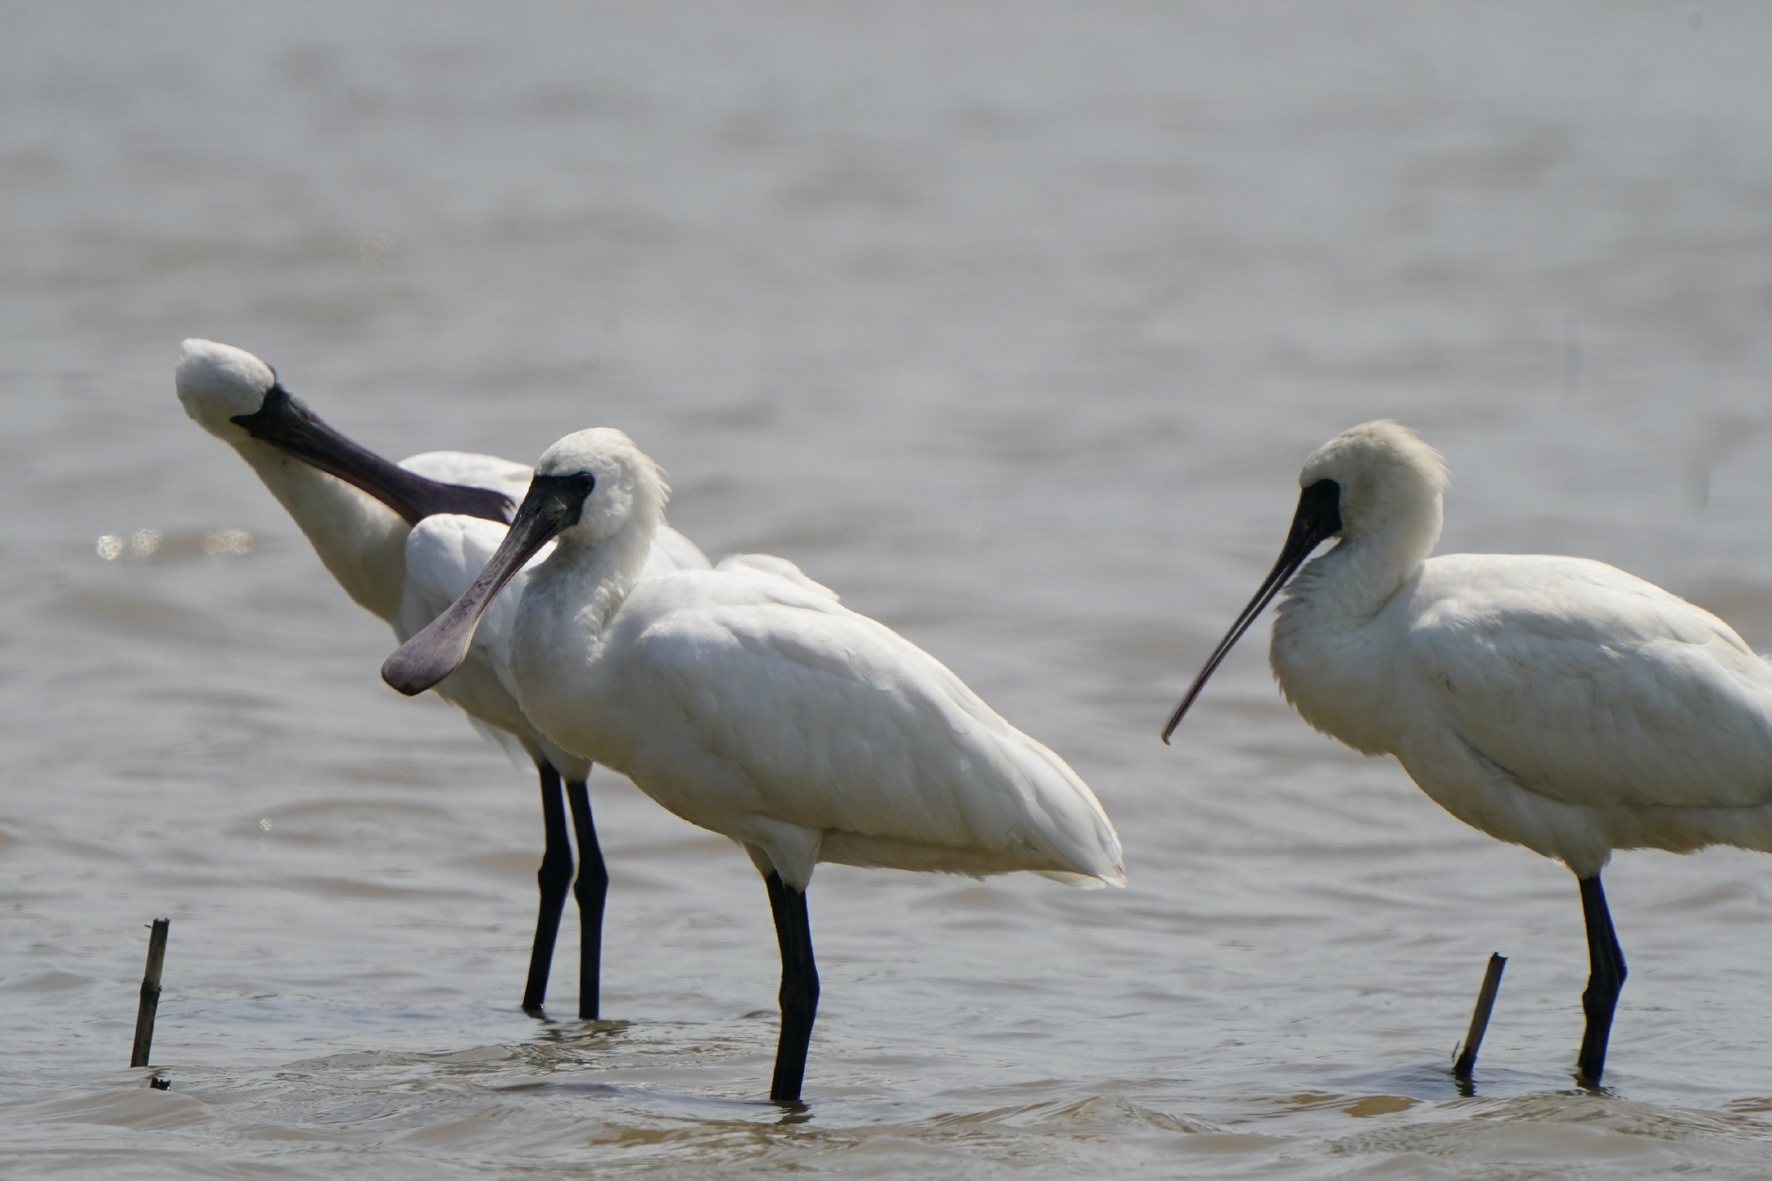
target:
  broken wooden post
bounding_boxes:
[1452,952,1506,1080]
[130,919,170,1068]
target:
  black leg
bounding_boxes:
[764,870,819,1103]
[564,778,607,1021]
[522,762,574,1016]
[1576,873,1627,1084]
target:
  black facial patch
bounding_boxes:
[1299,478,1342,537]
[527,472,596,530]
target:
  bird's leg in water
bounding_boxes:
[565,778,606,1021]
[1576,873,1627,1084]
[765,871,819,1103]
[523,762,574,1016]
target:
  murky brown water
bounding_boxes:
[8,2,1772,1176]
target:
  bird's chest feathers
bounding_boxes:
[1269,573,1412,756]
[510,565,626,762]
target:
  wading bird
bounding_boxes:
[176,340,708,1018]
[382,427,1125,1102]
[1163,419,1772,1084]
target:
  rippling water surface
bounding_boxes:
[7,3,1772,1176]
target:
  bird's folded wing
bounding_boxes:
[715,553,840,601]
[399,450,534,503]
[628,584,1122,881]
[648,525,713,574]
[1407,555,1772,810]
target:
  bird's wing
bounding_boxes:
[399,451,534,503]
[618,568,1122,882]
[1406,554,1772,809]
[646,524,713,575]
[714,553,840,601]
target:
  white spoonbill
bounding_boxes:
[175,339,709,1019]
[1164,419,1772,1084]
[382,427,1125,1102]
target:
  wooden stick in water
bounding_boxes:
[130,919,170,1069]
[1452,952,1507,1080]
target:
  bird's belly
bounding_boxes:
[1391,735,1570,856]
[535,690,778,841]
[433,657,534,745]
[1391,728,1772,876]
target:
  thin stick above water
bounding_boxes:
[130,919,170,1069]
[1452,952,1506,1080]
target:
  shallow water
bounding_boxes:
[7,2,1772,1176]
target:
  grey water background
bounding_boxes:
[5,1,1772,1175]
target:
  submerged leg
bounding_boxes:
[564,778,607,1021]
[522,762,574,1016]
[764,871,820,1103]
[1576,873,1628,1084]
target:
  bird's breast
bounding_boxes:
[1269,587,1409,757]
[509,583,618,756]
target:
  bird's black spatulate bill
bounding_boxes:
[1162,479,1342,743]
[382,473,589,695]
[233,384,514,525]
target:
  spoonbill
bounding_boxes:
[1164,419,1772,1084]
[175,339,709,1019]
[381,428,1125,1102]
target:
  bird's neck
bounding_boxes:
[508,512,657,761]
[1286,533,1425,623]
[521,511,657,647]
[232,437,409,621]
[1288,491,1441,623]
[1269,516,1435,755]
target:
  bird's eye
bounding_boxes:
[572,473,596,498]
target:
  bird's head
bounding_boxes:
[175,339,279,441]
[1160,420,1447,743]
[381,428,667,696]
[174,338,514,526]
[1297,419,1448,548]
[533,428,670,549]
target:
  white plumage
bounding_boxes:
[175,339,709,1018]
[384,427,1123,1101]
[1166,418,1772,1084]
[533,555,1124,889]
[1267,425,1772,872]
[396,513,707,772]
